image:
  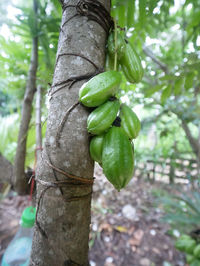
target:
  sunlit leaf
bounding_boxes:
[161,85,172,104]
[127,0,135,28]
[174,77,185,96]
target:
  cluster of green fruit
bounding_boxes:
[79,29,143,191]
[79,71,141,191]
[107,30,144,84]
[175,234,200,266]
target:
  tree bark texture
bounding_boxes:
[35,86,42,159]
[13,0,38,194]
[30,1,110,265]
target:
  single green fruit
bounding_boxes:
[79,71,121,107]
[120,42,143,83]
[89,135,104,163]
[194,245,200,258]
[102,126,134,191]
[120,104,141,139]
[107,31,126,60]
[87,98,120,135]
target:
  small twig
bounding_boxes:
[44,159,94,184]
[55,53,99,72]
[143,46,169,74]
[56,102,80,147]
[62,4,76,12]
[45,143,64,196]
[61,14,79,29]
[114,19,118,71]
[35,186,51,238]
[49,71,101,97]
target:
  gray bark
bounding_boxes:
[0,154,13,184]
[13,0,38,194]
[30,1,110,265]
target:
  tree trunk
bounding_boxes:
[30,1,110,265]
[13,0,38,194]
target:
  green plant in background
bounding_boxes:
[0,113,46,167]
[175,234,200,265]
[157,191,200,232]
[0,114,19,162]
[154,190,200,264]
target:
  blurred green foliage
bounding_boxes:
[0,0,199,169]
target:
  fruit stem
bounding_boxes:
[114,19,118,71]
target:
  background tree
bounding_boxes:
[0,0,60,191]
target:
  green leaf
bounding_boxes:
[139,0,146,27]
[184,72,195,90]
[145,84,163,97]
[174,77,185,96]
[127,0,135,28]
[159,74,176,81]
[116,2,126,28]
[161,85,172,104]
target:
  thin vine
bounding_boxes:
[114,19,118,71]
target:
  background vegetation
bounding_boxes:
[0,0,199,264]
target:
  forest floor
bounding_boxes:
[0,165,187,266]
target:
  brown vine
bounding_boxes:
[35,151,94,238]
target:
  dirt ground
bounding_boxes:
[0,165,186,266]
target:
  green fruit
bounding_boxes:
[89,135,104,163]
[194,245,200,258]
[120,104,141,139]
[79,71,121,107]
[107,31,126,60]
[102,126,134,191]
[120,41,143,83]
[87,98,120,135]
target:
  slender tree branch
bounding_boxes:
[143,46,169,74]
[13,0,38,194]
[181,120,199,157]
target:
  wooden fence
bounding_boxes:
[135,157,199,185]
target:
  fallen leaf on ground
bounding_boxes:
[114,226,128,233]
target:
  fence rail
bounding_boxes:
[135,157,199,184]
